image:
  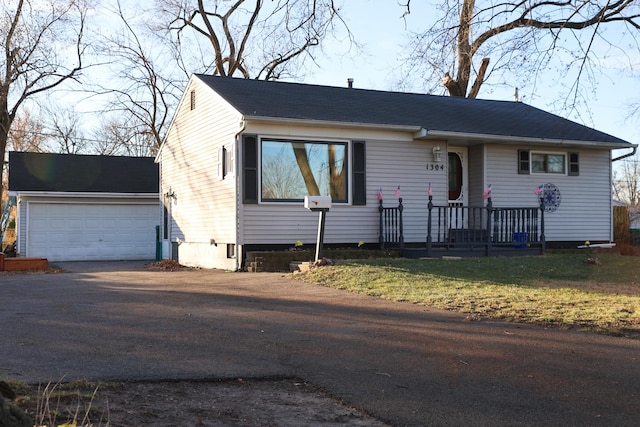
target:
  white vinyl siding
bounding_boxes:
[159,76,241,269]
[485,145,612,242]
[468,145,484,206]
[16,201,27,256]
[467,145,490,206]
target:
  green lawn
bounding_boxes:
[296,253,640,337]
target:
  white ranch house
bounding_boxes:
[157,75,636,270]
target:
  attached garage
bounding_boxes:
[9,152,159,262]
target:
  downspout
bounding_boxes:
[234,118,247,272]
[610,144,636,244]
[612,145,638,162]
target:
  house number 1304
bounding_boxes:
[426,163,444,171]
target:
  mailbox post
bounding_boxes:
[304,196,331,262]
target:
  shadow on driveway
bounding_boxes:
[1,261,639,426]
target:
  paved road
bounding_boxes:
[1,261,639,426]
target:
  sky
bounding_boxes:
[292,1,640,158]
[25,0,639,161]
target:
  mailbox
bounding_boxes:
[304,196,331,211]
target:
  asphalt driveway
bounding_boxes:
[1,261,639,426]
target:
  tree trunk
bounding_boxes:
[0,102,12,193]
[467,57,490,99]
[292,143,320,195]
[328,145,346,200]
[442,0,490,98]
[450,0,475,97]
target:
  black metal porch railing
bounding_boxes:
[379,198,404,251]
[379,196,545,257]
[425,197,545,256]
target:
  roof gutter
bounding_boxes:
[417,129,633,149]
[246,115,422,133]
[245,118,633,149]
[12,191,159,199]
[612,145,638,162]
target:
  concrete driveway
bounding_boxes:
[1,261,639,426]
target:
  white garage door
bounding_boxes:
[28,203,159,261]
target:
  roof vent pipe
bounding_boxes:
[347,78,354,88]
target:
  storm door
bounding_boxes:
[447,147,468,229]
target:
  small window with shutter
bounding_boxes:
[518,150,530,174]
[568,152,579,176]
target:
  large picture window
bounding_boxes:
[261,139,348,202]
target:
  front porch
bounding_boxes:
[380,197,545,258]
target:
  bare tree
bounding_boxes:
[47,107,88,154]
[292,143,346,198]
[91,115,157,157]
[0,0,88,191]
[262,150,305,199]
[613,156,640,206]
[402,0,640,103]
[159,0,350,80]
[95,1,178,154]
[2,109,46,205]
[7,109,47,153]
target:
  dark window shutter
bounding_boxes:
[352,141,366,205]
[217,146,225,179]
[568,152,579,176]
[518,150,530,174]
[243,135,258,204]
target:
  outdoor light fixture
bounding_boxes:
[432,145,442,162]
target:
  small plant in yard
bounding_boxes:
[7,380,108,427]
[290,240,305,251]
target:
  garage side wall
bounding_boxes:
[16,198,26,256]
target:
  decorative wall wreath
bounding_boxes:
[541,183,561,212]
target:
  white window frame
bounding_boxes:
[258,137,350,204]
[531,151,567,175]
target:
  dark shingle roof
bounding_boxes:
[9,152,159,193]
[196,74,631,146]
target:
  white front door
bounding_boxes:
[448,147,468,206]
[448,147,468,229]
